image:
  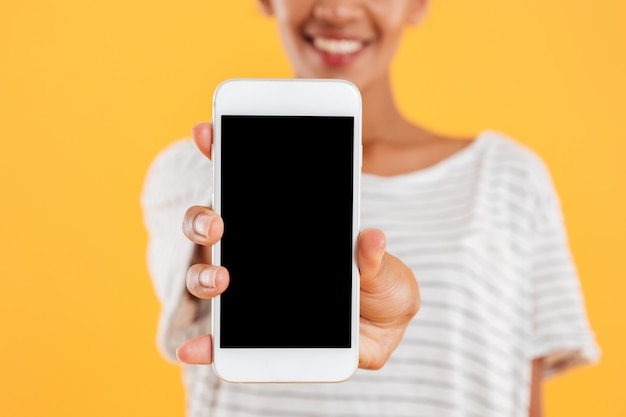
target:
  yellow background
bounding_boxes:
[1,1,624,415]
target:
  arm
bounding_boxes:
[140,138,213,361]
[530,358,544,417]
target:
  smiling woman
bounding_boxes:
[1,0,622,416]
[140,1,602,417]
[263,0,427,90]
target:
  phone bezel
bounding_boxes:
[211,78,362,383]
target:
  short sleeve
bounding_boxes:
[140,139,213,362]
[528,158,601,377]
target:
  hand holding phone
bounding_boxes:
[211,78,362,383]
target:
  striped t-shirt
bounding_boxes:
[141,130,600,417]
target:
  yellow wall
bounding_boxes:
[1,1,623,416]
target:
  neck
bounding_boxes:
[359,75,414,146]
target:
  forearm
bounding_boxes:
[529,358,544,417]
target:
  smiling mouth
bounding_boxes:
[312,37,364,54]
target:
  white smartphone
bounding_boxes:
[211,78,362,383]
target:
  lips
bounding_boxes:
[307,35,369,67]
[313,37,363,54]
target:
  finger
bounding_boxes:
[356,228,388,292]
[186,263,230,299]
[192,122,213,160]
[176,334,213,364]
[182,205,224,246]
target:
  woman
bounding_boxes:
[141,1,600,416]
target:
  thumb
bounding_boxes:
[357,228,388,293]
[357,228,420,322]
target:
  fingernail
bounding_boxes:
[193,214,212,238]
[199,268,216,289]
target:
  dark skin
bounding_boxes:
[176,0,544,414]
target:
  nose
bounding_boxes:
[312,0,365,24]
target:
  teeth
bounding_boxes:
[313,37,362,54]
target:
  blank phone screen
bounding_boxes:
[219,115,355,348]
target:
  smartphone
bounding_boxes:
[211,78,362,383]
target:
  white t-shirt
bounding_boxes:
[141,130,600,417]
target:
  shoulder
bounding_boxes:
[475,130,555,189]
[141,138,212,208]
[478,130,546,168]
[464,130,566,226]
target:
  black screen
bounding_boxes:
[219,115,355,348]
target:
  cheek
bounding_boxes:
[274,8,308,56]
[273,0,310,30]
[370,0,413,24]
[277,25,304,64]
[373,26,405,66]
